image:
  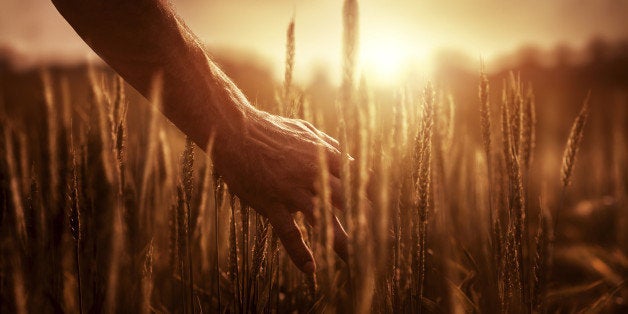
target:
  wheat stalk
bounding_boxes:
[181,137,195,313]
[519,86,536,171]
[141,239,154,314]
[479,72,492,162]
[282,18,295,110]
[555,93,591,232]
[560,94,591,188]
[533,205,551,313]
[341,0,359,107]
[2,124,27,244]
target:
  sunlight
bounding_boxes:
[362,45,403,81]
[360,34,431,86]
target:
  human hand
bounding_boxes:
[49,0,349,275]
[211,109,349,274]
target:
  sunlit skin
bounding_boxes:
[50,0,349,274]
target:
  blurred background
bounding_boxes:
[2,0,627,188]
[2,0,628,112]
[2,3,627,175]
[1,1,627,312]
[2,0,628,80]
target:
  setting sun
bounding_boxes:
[361,39,406,84]
[360,32,432,85]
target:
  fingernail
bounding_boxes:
[302,261,316,274]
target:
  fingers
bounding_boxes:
[366,168,378,203]
[296,119,340,150]
[290,190,317,226]
[297,201,349,263]
[326,149,342,178]
[332,215,349,262]
[268,208,316,274]
[329,176,345,211]
[309,172,345,211]
[290,187,348,263]
[318,131,340,150]
[324,148,354,185]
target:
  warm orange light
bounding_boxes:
[360,33,432,86]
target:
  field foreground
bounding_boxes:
[0,58,627,313]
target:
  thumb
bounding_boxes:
[269,208,316,274]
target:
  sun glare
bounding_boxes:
[360,35,431,86]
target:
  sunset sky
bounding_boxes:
[1,0,627,82]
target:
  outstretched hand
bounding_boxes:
[50,0,349,274]
[212,109,349,274]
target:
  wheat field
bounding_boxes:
[1,1,627,313]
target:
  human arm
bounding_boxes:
[50,0,348,273]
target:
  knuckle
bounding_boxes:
[292,119,321,137]
[290,119,308,131]
[303,159,319,174]
[299,119,316,131]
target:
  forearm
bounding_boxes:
[51,0,251,148]
[51,0,349,273]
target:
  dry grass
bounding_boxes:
[1,2,627,313]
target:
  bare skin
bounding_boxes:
[51,0,348,273]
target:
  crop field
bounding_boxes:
[1,0,627,313]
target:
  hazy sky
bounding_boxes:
[1,0,627,80]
